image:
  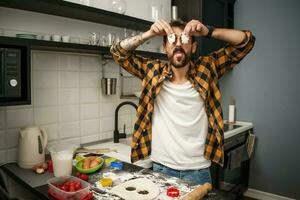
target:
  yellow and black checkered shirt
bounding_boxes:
[110,31,255,167]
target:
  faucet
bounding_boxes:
[114,101,137,143]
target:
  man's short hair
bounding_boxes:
[163,19,196,44]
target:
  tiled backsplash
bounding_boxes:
[0,51,140,164]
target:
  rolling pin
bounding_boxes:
[181,183,212,200]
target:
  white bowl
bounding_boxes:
[42,35,51,41]
[62,35,70,43]
[52,34,61,42]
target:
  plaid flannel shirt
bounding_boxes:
[110,30,255,167]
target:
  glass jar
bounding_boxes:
[111,0,127,14]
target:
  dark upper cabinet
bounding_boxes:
[174,0,236,56]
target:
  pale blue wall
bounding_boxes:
[220,0,300,198]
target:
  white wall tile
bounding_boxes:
[0,131,5,149]
[59,121,80,138]
[0,150,5,164]
[33,70,58,88]
[80,103,99,120]
[34,107,58,124]
[131,112,137,122]
[5,148,18,162]
[5,105,33,110]
[58,138,81,147]
[48,138,80,148]
[5,129,19,149]
[32,52,58,71]
[81,134,99,144]
[81,119,99,136]
[80,88,99,103]
[59,88,79,105]
[118,104,135,115]
[0,110,5,130]
[59,105,79,122]
[100,87,119,103]
[58,54,80,71]
[100,116,114,132]
[80,56,100,72]
[100,131,113,140]
[34,89,58,107]
[104,61,119,73]
[118,114,133,131]
[6,108,34,128]
[59,71,79,88]
[79,72,100,88]
[40,124,58,141]
[100,102,115,117]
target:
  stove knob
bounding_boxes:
[9,79,18,87]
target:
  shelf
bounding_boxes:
[0,36,167,59]
[0,0,153,31]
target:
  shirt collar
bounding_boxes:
[162,61,197,80]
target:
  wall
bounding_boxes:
[0,51,139,163]
[0,0,170,165]
[220,0,300,198]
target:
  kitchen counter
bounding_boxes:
[83,120,253,169]
[223,121,253,139]
[1,159,236,200]
[1,120,251,199]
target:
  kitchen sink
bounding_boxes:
[118,136,132,146]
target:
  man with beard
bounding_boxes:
[110,19,255,184]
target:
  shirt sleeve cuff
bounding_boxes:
[115,41,132,56]
[233,30,253,48]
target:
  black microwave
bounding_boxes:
[0,45,30,106]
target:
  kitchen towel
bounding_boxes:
[227,144,249,170]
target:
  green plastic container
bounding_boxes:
[75,157,104,174]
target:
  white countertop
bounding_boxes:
[85,120,253,169]
[224,120,253,139]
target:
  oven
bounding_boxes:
[210,124,253,198]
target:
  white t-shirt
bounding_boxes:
[151,80,211,170]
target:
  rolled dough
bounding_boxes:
[109,178,160,200]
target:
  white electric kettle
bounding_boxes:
[17,126,47,169]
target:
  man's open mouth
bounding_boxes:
[173,47,185,61]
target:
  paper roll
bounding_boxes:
[228,105,235,123]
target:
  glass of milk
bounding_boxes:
[48,143,77,177]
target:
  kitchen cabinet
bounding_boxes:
[173,0,236,56]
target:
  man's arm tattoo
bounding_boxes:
[120,33,147,50]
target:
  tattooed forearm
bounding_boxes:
[120,33,148,50]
